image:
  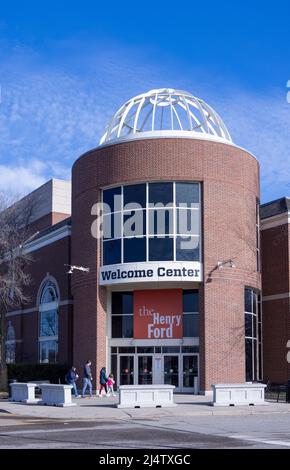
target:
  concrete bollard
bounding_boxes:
[117,385,176,408]
[39,384,76,407]
[211,383,267,406]
[10,383,40,404]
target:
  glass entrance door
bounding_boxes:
[119,355,134,385]
[138,356,153,384]
[115,351,199,392]
[164,356,179,388]
[183,355,198,391]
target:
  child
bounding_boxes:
[98,367,108,397]
[107,373,116,397]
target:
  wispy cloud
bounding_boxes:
[0,42,161,194]
[0,40,289,201]
[0,160,47,193]
[212,88,290,201]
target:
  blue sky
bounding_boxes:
[0,1,289,202]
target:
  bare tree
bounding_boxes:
[0,193,36,391]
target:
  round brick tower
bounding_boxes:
[71,89,260,394]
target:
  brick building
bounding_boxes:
[260,197,290,384]
[3,89,289,394]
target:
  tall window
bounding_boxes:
[245,288,263,382]
[111,292,133,338]
[111,290,199,339]
[5,321,16,364]
[183,290,199,337]
[102,182,201,265]
[39,280,59,363]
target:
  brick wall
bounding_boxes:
[261,223,290,383]
[5,235,72,365]
[71,138,260,392]
[263,298,290,383]
[28,212,70,234]
[262,224,289,296]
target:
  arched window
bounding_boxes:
[39,280,59,363]
[6,321,16,364]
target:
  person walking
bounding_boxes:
[82,360,93,398]
[65,366,80,398]
[98,367,108,397]
[107,373,116,397]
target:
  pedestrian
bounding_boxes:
[82,360,93,398]
[98,367,108,397]
[107,373,116,397]
[65,366,80,398]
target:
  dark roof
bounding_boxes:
[34,216,71,240]
[260,197,290,220]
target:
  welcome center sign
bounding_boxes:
[99,262,202,285]
[134,289,183,339]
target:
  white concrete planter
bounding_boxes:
[10,383,40,404]
[212,383,267,406]
[117,385,176,409]
[40,384,76,407]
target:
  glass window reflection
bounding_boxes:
[176,209,200,235]
[176,236,199,261]
[40,310,58,337]
[123,184,146,208]
[148,209,174,235]
[123,210,146,236]
[149,182,173,206]
[183,314,199,337]
[123,238,146,263]
[102,182,201,265]
[103,239,121,265]
[103,186,122,212]
[112,315,133,338]
[176,182,199,205]
[183,290,199,312]
[149,237,173,261]
[112,292,133,315]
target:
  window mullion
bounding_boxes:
[146,182,149,262]
[173,181,176,261]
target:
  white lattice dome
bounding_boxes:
[100,88,232,145]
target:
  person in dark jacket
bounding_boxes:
[82,360,93,398]
[65,366,79,398]
[98,367,108,397]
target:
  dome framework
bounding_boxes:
[100,88,232,145]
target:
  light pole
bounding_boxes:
[217,258,236,269]
[206,258,236,283]
[64,264,90,274]
[19,231,40,250]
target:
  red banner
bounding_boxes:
[134,289,183,339]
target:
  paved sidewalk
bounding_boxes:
[1,394,290,421]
